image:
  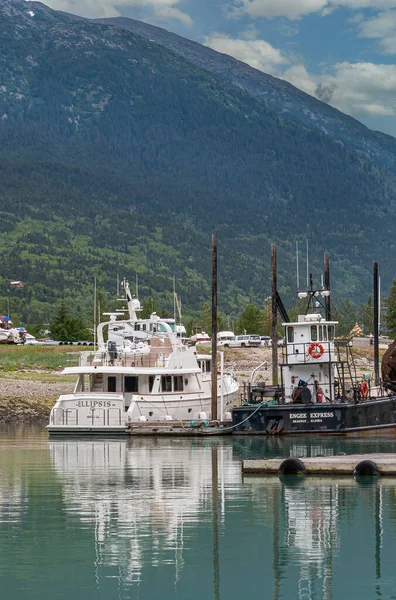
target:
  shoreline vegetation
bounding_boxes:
[0,345,380,423]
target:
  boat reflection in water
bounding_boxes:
[246,471,389,600]
[48,437,239,591]
[45,436,396,599]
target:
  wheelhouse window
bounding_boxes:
[287,327,294,343]
[135,323,140,331]
[161,375,172,392]
[174,376,184,392]
[328,326,335,340]
[108,376,117,393]
[149,376,155,392]
[311,325,318,341]
[125,376,139,393]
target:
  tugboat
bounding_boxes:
[232,256,396,435]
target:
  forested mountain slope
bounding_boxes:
[1,0,396,325]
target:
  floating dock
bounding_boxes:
[242,454,396,476]
[126,420,233,436]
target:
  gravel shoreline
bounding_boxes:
[0,377,74,422]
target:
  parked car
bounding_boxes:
[229,335,261,348]
[260,336,271,346]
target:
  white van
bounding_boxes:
[217,331,235,347]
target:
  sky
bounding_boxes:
[38,0,396,137]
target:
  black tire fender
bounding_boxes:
[354,460,380,476]
[279,457,306,476]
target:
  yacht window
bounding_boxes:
[174,376,184,392]
[108,377,117,393]
[328,326,335,340]
[287,327,294,343]
[318,325,322,340]
[311,326,318,341]
[125,376,139,393]
[323,326,328,341]
[161,375,172,392]
[206,361,211,373]
[135,323,140,331]
[149,376,155,392]
[142,324,146,331]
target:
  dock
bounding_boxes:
[242,454,396,476]
[126,420,233,436]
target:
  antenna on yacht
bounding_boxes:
[93,276,97,350]
[173,275,176,323]
[296,241,300,290]
[306,239,309,289]
[324,252,331,321]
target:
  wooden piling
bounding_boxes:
[211,234,218,421]
[373,261,380,386]
[271,243,278,385]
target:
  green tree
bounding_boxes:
[141,296,156,319]
[358,296,374,335]
[50,304,89,341]
[332,300,357,337]
[384,280,396,336]
[236,304,265,335]
[199,301,212,335]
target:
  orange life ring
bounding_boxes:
[360,381,369,398]
[308,342,324,359]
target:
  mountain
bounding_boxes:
[95,16,396,171]
[1,0,396,326]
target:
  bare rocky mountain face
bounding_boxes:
[96,15,396,172]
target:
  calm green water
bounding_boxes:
[2,428,396,599]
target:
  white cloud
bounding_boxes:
[204,33,289,74]
[43,0,192,24]
[232,0,396,20]
[315,62,396,117]
[235,0,327,20]
[281,64,317,95]
[358,10,396,54]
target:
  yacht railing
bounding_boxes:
[79,352,169,369]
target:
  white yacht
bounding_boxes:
[47,285,239,434]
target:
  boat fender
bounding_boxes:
[353,460,380,476]
[308,342,324,359]
[279,458,306,476]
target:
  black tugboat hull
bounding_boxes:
[231,396,396,435]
